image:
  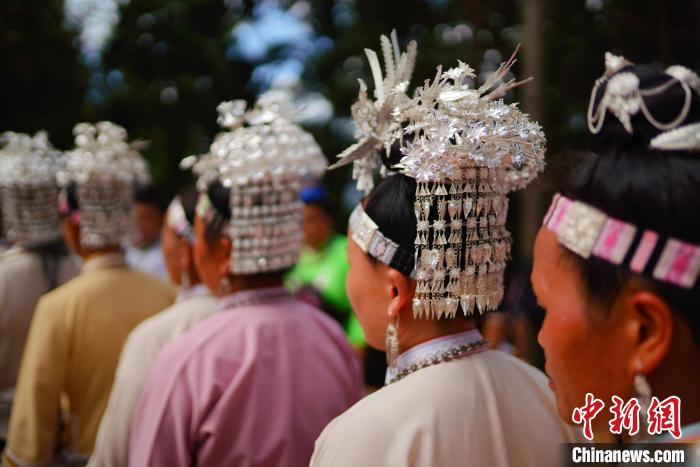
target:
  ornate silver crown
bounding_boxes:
[588,52,700,152]
[59,121,150,249]
[0,131,62,245]
[184,91,327,275]
[333,34,546,319]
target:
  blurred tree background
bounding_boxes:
[1,0,699,257]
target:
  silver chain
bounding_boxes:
[219,289,291,311]
[387,339,490,385]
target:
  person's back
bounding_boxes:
[0,130,82,446]
[312,349,577,466]
[43,262,175,453]
[0,247,79,393]
[0,247,79,444]
[312,34,576,467]
[128,92,346,466]
[130,294,363,467]
[3,254,175,465]
[1,121,174,466]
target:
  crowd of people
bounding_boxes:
[0,32,698,466]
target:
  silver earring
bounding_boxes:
[635,372,652,429]
[219,276,231,296]
[385,313,400,369]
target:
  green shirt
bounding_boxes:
[286,235,365,346]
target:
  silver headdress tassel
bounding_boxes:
[57,121,150,249]
[337,36,546,319]
[328,30,417,194]
[183,91,327,275]
[588,52,700,151]
[0,131,62,245]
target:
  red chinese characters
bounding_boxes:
[572,393,683,440]
[572,393,606,440]
[647,396,682,439]
[609,396,641,436]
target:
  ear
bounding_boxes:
[216,235,232,277]
[622,289,674,376]
[385,269,414,320]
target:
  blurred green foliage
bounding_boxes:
[1,0,698,196]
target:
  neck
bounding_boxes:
[648,348,700,432]
[180,265,203,288]
[619,375,700,444]
[397,315,478,355]
[82,246,122,260]
[226,273,284,296]
[620,326,700,444]
[136,238,159,250]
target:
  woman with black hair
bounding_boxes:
[89,187,217,467]
[533,53,700,448]
[311,35,576,467]
[128,95,363,467]
[0,132,79,449]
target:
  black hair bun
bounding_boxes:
[379,140,406,172]
[589,63,700,155]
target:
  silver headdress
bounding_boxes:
[184,91,327,275]
[588,52,700,151]
[328,30,417,194]
[0,131,62,245]
[336,36,546,319]
[543,55,700,291]
[57,121,150,249]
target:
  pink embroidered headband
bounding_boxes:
[544,194,700,289]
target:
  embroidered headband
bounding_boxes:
[544,194,700,289]
[166,196,195,243]
[349,204,415,279]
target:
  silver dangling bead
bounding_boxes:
[385,313,400,369]
[635,372,652,431]
[219,276,232,296]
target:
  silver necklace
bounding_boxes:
[387,339,490,385]
[219,287,291,310]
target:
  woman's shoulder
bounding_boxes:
[318,351,557,441]
[471,348,550,384]
[313,352,575,466]
[311,385,406,466]
[327,350,548,416]
[317,363,471,442]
